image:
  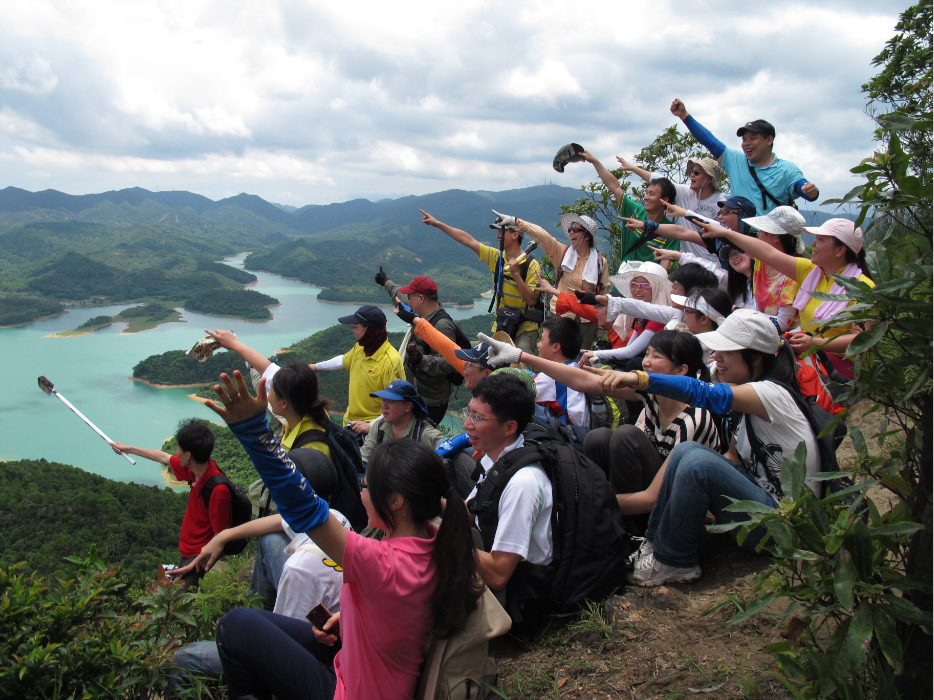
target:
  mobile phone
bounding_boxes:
[685,214,706,225]
[398,299,413,314]
[306,603,338,635]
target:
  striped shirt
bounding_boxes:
[478,243,541,336]
[635,390,725,459]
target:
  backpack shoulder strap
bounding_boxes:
[199,473,229,508]
[291,427,328,450]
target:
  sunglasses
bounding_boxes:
[568,226,588,234]
[629,281,653,290]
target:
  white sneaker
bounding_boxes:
[625,553,701,587]
[629,538,654,568]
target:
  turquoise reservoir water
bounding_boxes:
[0,254,479,487]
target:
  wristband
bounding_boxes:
[633,370,650,391]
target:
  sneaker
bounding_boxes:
[628,538,654,567]
[625,553,701,587]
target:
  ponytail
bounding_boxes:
[366,440,482,639]
[272,363,331,424]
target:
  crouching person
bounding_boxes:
[466,373,627,634]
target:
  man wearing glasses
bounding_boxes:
[615,155,726,263]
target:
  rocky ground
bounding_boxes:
[490,401,890,699]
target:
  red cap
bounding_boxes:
[399,276,438,295]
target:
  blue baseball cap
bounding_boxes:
[337,305,386,328]
[370,380,429,417]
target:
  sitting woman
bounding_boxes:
[580,261,673,369]
[594,309,820,588]
[205,371,483,700]
[700,218,874,380]
[651,243,757,310]
[498,330,725,535]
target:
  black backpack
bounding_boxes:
[200,474,253,555]
[468,423,630,625]
[425,309,472,387]
[291,421,368,531]
[743,380,848,499]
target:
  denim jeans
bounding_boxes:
[646,441,778,568]
[166,641,223,699]
[216,607,337,700]
[249,531,292,609]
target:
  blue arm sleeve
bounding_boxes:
[436,432,471,457]
[793,179,817,201]
[645,373,735,415]
[682,115,725,159]
[227,410,330,533]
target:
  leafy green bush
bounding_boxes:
[0,295,62,326]
[0,547,260,699]
[76,314,113,329]
[133,348,244,386]
[183,288,278,320]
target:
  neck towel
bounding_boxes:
[792,262,862,321]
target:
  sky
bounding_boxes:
[0,0,909,208]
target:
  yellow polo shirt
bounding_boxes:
[794,257,875,338]
[282,415,331,458]
[341,340,405,425]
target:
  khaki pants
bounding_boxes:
[514,328,539,354]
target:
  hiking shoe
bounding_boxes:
[625,553,701,587]
[628,538,654,567]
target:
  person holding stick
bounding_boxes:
[110,419,232,591]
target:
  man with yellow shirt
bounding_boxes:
[310,305,405,426]
[420,208,542,353]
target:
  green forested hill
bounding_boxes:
[0,459,187,579]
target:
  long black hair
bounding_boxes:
[271,362,330,424]
[832,238,870,279]
[648,330,710,382]
[365,439,483,639]
[686,288,733,330]
[738,340,803,401]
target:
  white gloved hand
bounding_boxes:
[491,210,517,230]
[477,333,522,367]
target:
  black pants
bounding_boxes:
[178,555,207,591]
[583,425,664,534]
[426,403,448,426]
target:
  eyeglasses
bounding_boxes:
[720,208,740,216]
[629,281,653,290]
[463,408,496,424]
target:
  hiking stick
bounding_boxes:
[37,376,136,464]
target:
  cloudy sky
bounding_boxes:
[0,0,908,208]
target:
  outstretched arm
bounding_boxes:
[205,329,271,375]
[699,222,797,279]
[517,351,640,401]
[175,515,285,575]
[580,151,626,203]
[206,371,349,565]
[615,155,652,183]
[109,442,171,465]
[670,99,725,162]
[420,209,480,254]
[620,216,706,246]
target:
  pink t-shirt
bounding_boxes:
[333,527,438,700]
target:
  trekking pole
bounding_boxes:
[37,376,136,464]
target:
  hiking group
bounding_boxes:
[111,97,874,700]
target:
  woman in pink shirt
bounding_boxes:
[208,370,482,700]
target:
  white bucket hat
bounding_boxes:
[609,260,671,298]
[743,206,807,254]
[695,308,780,354]
[559,213,598,241]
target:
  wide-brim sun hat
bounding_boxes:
[695,308,780,354]
[609,260,672,298]
[743,206,807,254]
[559,213,598,241]
[802,218,864,254]
[686,157,723,190]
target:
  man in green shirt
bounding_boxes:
[578,151,680,267]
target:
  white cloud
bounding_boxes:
[0,0,911,207]
[0,55,57,94]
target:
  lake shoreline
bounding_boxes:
[129,377,213,389]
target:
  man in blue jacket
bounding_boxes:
[669,98,819,216]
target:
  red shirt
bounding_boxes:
[170,456,232,557]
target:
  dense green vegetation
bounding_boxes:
[76,314,113,329]
[133,348,245,385]
[196,259,257,284]
[0,460,186,580]
[161,422,259,491]
[183,287,278,320]
[0,294,62,325]
[0,548,260,699]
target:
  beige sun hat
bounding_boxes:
[687,157,724,190]
[609,260,671,298]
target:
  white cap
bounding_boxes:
[743,206,807,254]
[695,308,780,354]
[803,218,864,254]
